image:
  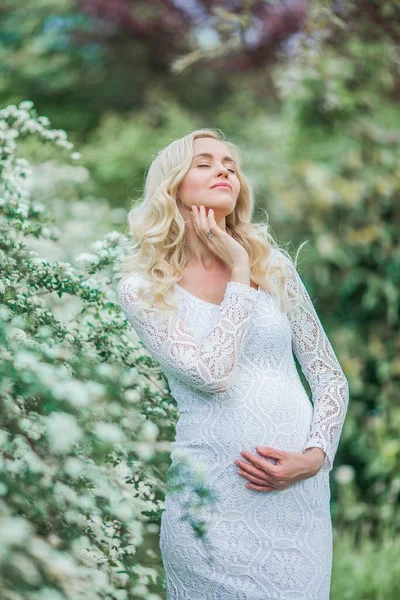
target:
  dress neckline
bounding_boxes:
[174,282,260,308]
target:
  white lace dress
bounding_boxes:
[117,249,349,600]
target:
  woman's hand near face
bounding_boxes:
[190,205,250,270]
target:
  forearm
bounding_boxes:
[118,273,259,394]
[304,374,349,472]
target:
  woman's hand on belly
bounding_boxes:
[233,445,326,493]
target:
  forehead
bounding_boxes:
[192,137,233,159]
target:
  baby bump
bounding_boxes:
[170,372,315,486]
[204,378,314,457]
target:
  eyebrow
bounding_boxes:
[193,152,237,166]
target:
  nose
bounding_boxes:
[216,164,229,177]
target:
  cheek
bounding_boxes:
[180,172,204,196]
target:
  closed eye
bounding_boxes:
[198,164,236,174]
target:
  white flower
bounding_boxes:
[18,100,34,110]
[0,305,11,320]
[93,422,123,444]
[37,116,51,127]
[15,109,30,121]
[86,381,105,399]
[53,128,67,140]
[78,494,95,511]
[91,241,103,252]
[191,462,208,484]
[40,226,52,238]
[45,552,78,580]
[0,517,33,546]
[5,128,19,140]
[31,201,45,213]
[122,369,139,386]
[76,253,98,265]
[110,503,135,522]
[16,203,29,218]
[134,441,156,460]
[53,379,91,407]
[36,325,53,338]
[172,447,190,460]
[80,278,98,290]
[46,412,83,454]
[6,327,27,343]
[106,230,124,242]
[112,589,129,600]
[141,420,159,441]
[31,588,65,600]
[23,119,42,133]
[10,315,26,328]
[88,566,109,587]
[70,534,90,553]
[64,457,85,478]
[9,554,40,585]
[334,464,355,485]
[131,584,148,597]
[13,350,39,370]
[96,363,115,377]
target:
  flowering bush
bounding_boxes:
[0,101,213,599]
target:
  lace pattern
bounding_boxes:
[117,276,259,394]
[277,252,349,472]
[116,254,350,599]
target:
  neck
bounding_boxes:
[183,214,228,271]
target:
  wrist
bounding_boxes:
[232,258,250,272]
[303,447,326,474]
[231,263,251,286]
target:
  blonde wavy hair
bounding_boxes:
[115,127,306,314]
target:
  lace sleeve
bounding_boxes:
[117,275,259,394]
[278,251,350,472]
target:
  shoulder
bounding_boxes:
[268,249,306,311]
[269,247,297,278]
[116,272,151,307]
[269,247,292,264]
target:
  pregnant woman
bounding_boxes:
[116,129,349,599]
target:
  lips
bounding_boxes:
[211,183,232,190]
